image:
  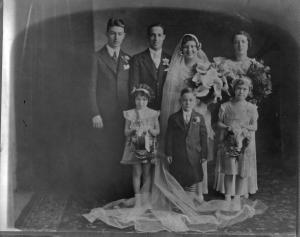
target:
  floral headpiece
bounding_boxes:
[131,84,155,100]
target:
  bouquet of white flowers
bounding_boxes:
[184,62,224,102]
[213,57,272,105]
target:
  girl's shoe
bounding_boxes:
[134,193,142,208]
[141,192,152,210]
[231,197,241,211]
[221,200,231,211]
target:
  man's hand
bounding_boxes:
[92,115,103,129]
[166,156,173,164]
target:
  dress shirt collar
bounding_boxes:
[182,110,192,119]
[106,44,120,58]
[149,48,162,58]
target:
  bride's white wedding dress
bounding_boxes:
[82,34,267,232]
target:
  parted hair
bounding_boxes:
[106,18,126,32]
[232,30,253,49]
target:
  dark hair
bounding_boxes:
[131,84,154,101]
[106,18,126,32]
[232,31,252,49]
[147,23,166,36]
[134,91,150,101]
[180,87,195,97]
[180,34,200,51]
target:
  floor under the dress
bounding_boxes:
[12,151,297,237]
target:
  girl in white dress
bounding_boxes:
[121,84,160,206]
[217,77,258,211]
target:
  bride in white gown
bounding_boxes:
[82,34,266,233]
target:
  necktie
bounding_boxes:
[153,53,160,68]
[112,51,118,62]
[184,114,190,124]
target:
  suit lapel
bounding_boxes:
[98,46,118,74]
[142,49,158,80]
[117,50,125,73]
[186,110,197,135]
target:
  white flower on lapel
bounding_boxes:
[121,55,130,70]
[192,116,201,123]
[162,58,170,71]
[123,64,130,70]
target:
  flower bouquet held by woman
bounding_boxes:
[213,31,272,105]
[83,33,267,233]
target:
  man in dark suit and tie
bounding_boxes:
[130,23,171,110]
[88,18,131,199]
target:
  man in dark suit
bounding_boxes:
[130,23,171,110]
[165,88,207,198]
[88,18,131,199]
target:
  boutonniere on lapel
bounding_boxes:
[121,55,130,70]
[162,58,170,71]
[192,116,201,124]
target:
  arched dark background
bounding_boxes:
[13,8,298,199]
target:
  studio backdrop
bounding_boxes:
[9,0,299,199]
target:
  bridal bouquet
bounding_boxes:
[184,62,224,102]
[213,57,272,105]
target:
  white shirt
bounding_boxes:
[106,44,120,58]
[182,111,192,123]
[149,48,162,68]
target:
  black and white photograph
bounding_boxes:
[0,0,299,236]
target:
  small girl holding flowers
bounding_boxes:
[217,77,258,211]
[121,84,160,207]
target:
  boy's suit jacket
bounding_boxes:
[89,46,130,122]
[129,49,171,110]
[165,109,208,186]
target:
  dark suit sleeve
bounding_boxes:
[88,54,100,117]
[129,56,140,108]
[199,115,208,160]
[129,55,140,92]
[165,116,173,157]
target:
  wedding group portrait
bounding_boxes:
[0,0,299,236]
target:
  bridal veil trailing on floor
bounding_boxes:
[83,160,266,233]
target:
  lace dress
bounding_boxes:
[213,58,259,195]
[215,100,258,195]
[121,108,159,164]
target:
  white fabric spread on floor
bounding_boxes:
[83,160,267,232]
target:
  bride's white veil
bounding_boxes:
[159,34,209,151]
[82,33,267,233]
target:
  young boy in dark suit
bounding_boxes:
[165,87,208,202]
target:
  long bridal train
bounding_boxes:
[83,160,266,232]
